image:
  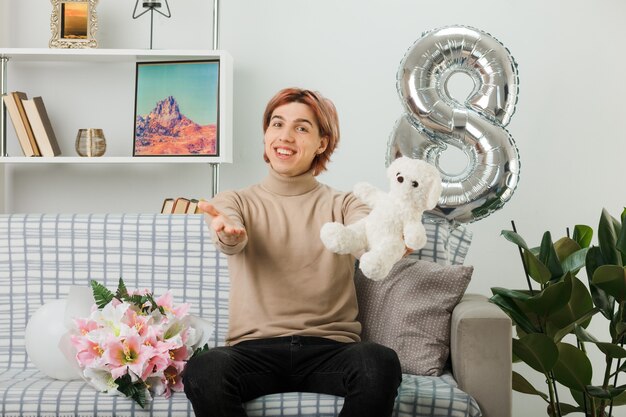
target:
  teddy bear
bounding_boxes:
[320,156,443,280]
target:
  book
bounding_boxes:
[160,198,174,214]
[187,199,199,214]
[11,92,41,156]
[172,197,190,214]
[2,92,38,156]
[21,97,62,157]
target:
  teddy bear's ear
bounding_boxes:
[425,172,443,209]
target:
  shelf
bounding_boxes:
[0,156,223,164]
[0,48,229,63]
[0,47,234,165]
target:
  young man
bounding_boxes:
[183,88,402,417]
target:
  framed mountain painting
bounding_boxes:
[133,60,220,156]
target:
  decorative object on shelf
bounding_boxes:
[132,0,171,50]
[388,25,520,226]
[133,60,220,157]
[23,96,62,157]
[49,0,98,49]
[160,197,200,214]
[491,209,626,417]
[2,91,41,156]
[75,128,106,157]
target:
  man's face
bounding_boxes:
[263,102,328,177]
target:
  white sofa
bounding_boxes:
[0,214,511,417]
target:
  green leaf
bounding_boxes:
[145,292,165,314]
[572,324,626,359]
[501,230,530,250]
[512,371,548,401]
[573,225,593,248]
[586,246,607,277]
[585,384,626,400]
[551,403,584,416]
[617,322,626,341]
[551,308,599,343]
[552,342,592,391]
[592,265,626,302]
[547,276,594,334]
[554,237,581,266]
[134,388,147,409]
[574,324,599,343]
[523,249,552,285]
[115,374,148,408]
[525,273,572,317]
[90,280,114,309]
[489,293,540,334]
[618,208,626,262]
[569,388,587,409]
[539,231,564,280]
[596,342,626,359]
[128,294,144,306]
[598,208,622,266]
[561,248,589,276]
[192,343,210,359]
[586,246,615,320]
[491,287,532,301]
[115,277,129,301]
[611,386,626,406]
[512,334,559,374]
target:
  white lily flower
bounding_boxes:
[83,368,119,394]
[185,315,214,352]
[93,302,131,337]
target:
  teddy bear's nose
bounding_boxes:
[397,176,404,183]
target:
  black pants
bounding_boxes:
[183,335,402,417]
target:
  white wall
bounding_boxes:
[4,1,626,416]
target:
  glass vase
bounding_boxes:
[75,128,106,157]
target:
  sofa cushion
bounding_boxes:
[355,258,473,376]
[0,368,479,417]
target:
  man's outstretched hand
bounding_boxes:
[198,201,247,246]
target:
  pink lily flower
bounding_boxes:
[73,317,99,335]
[124,308,151,337]
[169,345,189,363]
[155,291,190,319]
[71,334,104,368]
[161,364,184,397]
[104,334,154,380]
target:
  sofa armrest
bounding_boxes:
[450,293,512,417]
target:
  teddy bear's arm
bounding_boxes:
[353,182,385,207]
[320,218,368,255]
[403,220,427,250]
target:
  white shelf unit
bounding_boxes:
[0,48,233,213]
[0,156,228,164]
[0,48,234,164]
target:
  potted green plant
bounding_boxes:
[490,208,626,417]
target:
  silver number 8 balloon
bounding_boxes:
[388,25,520,225]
